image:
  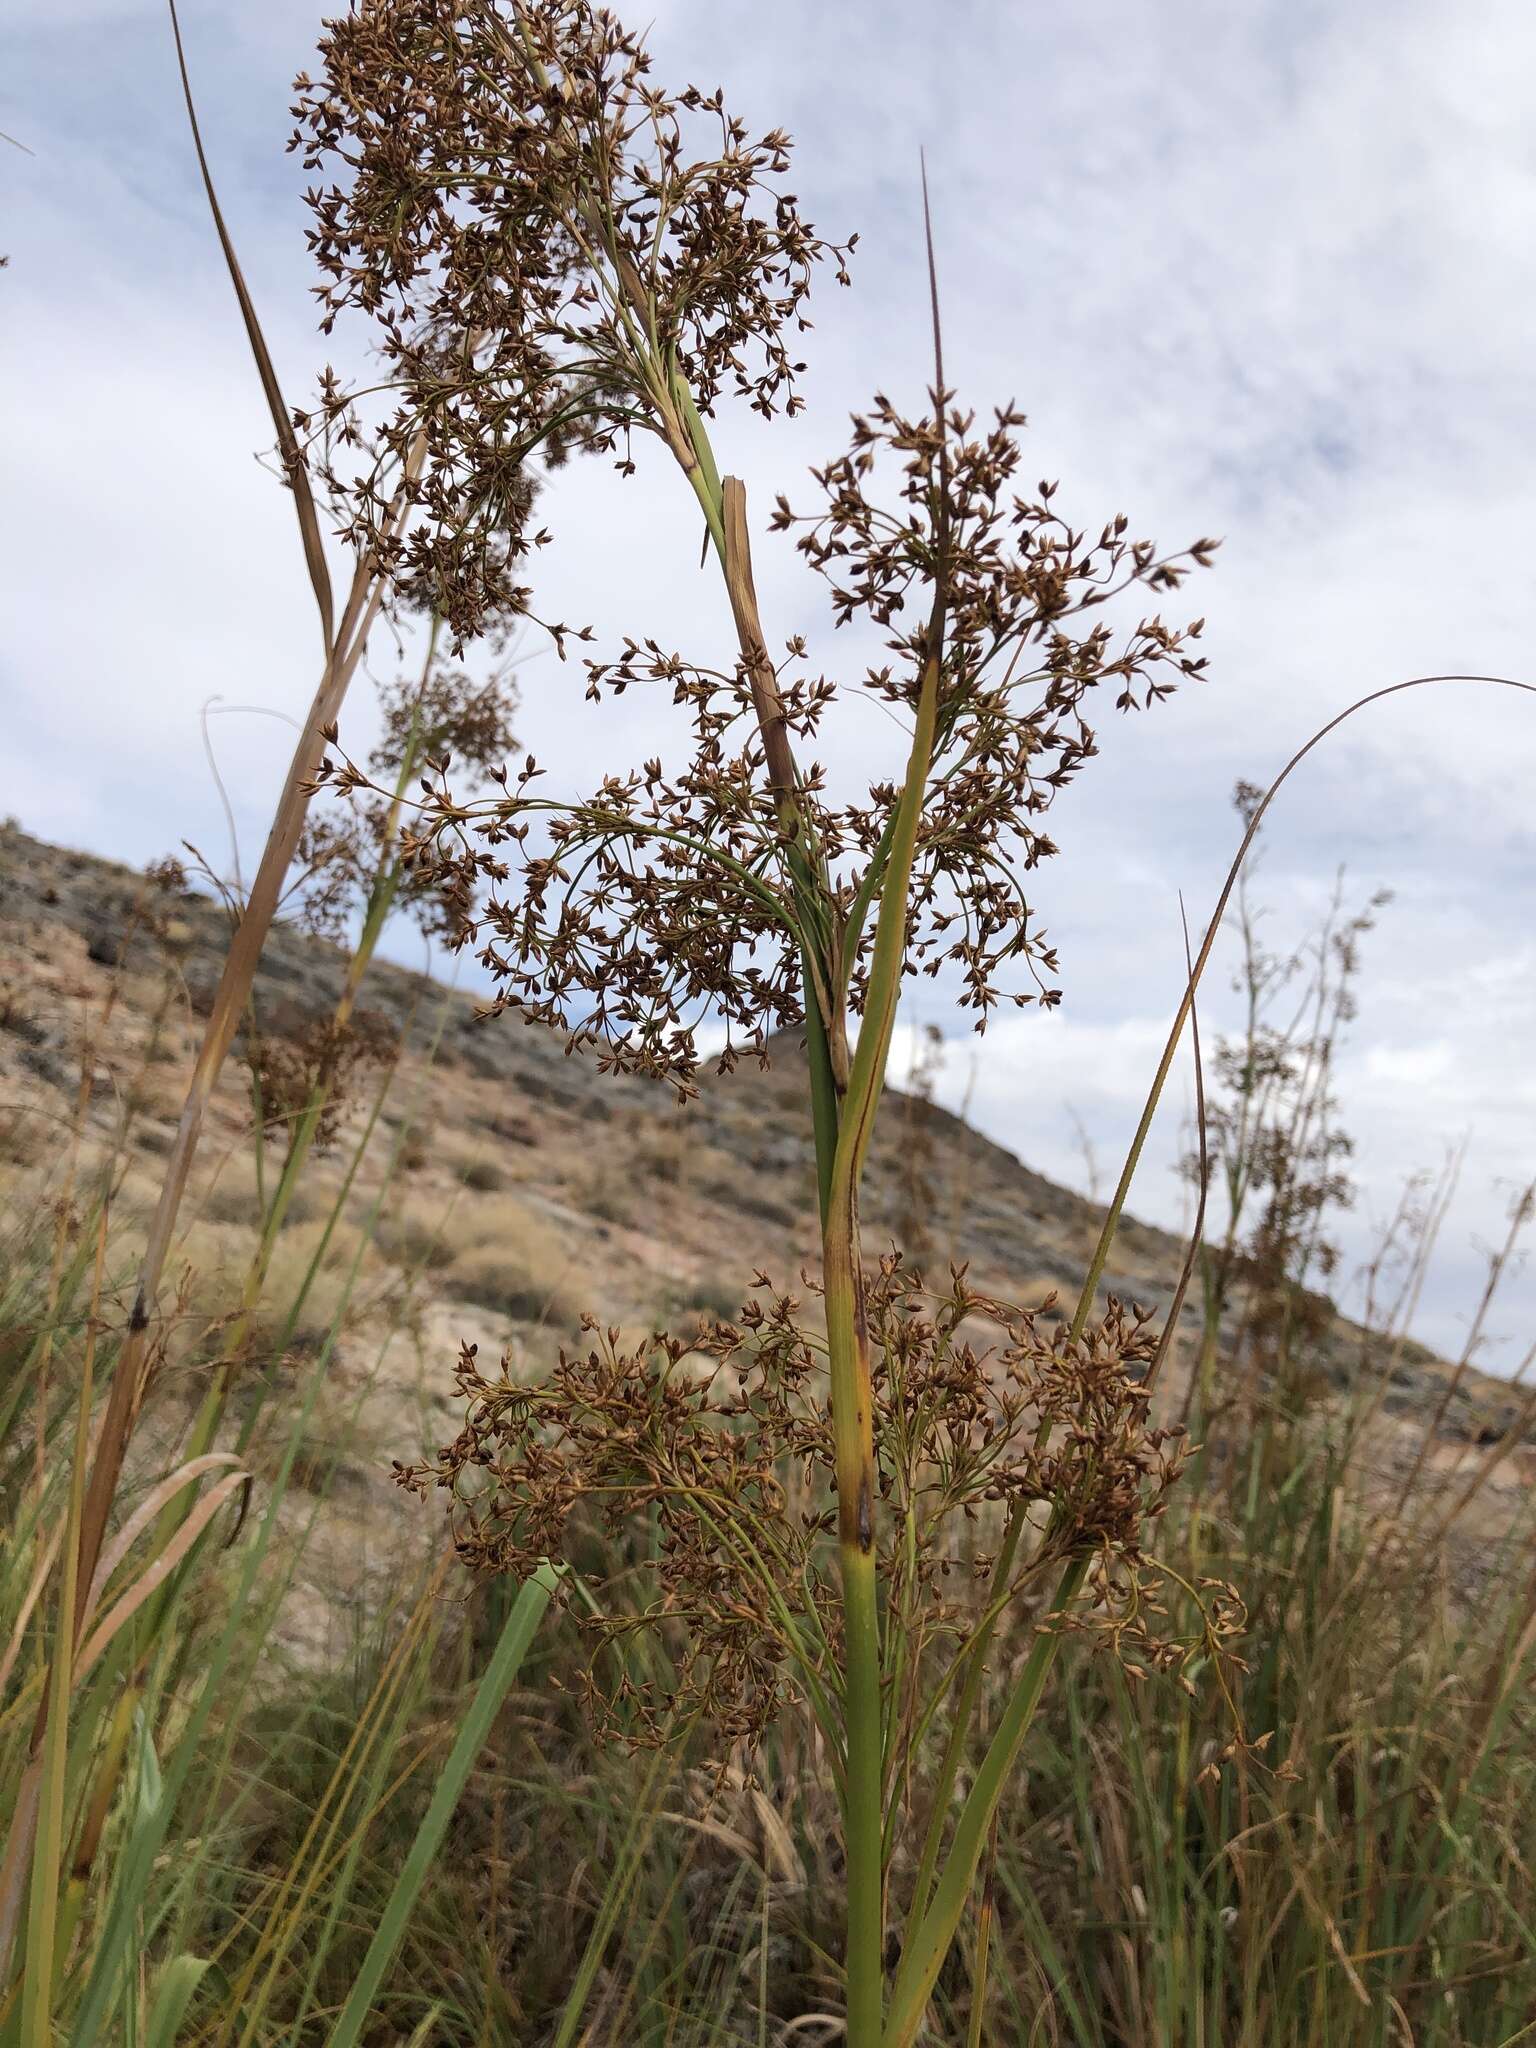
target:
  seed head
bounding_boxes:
[291,0,854,642]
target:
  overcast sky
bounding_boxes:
[5,0,1535,1370]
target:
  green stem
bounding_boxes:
[822,1195,886,2045]
[834,642,940,1193]
[905,1508,1026,1935]
[802,981,841,1227]
[883,1556,1089,2048]
[817,627,943,2038]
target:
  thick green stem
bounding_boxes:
[816,626,942,2036]
[823,1194,885,2044]
[802,981,842,1227]
[646,324,956,2039]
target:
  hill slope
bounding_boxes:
[2,821,1528,1656]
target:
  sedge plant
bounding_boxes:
[293,1,1536,2021]
[290,2,1228,2033]
[7,0,1534,2035]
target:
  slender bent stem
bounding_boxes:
[965,1817,1000,2048]
[905,1508,1027,1936]
[883,1556,1089,2048]
[890,675,1536,2037]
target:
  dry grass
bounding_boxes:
[442,1194,582,1327]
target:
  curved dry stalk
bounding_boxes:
[888,670,1536,2045]
[80,1453,243,1622]
[0,21,428,1988]
[73,1473,251,1687]
[169,0,334,654]
[70,480,415,1653]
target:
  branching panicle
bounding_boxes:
[291,0,853,642]
[774,395,1215,1022]
[310,385,1215,1090]
[398,1263,1198,1749]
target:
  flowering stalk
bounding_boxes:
[293,6,1220,2035]
[39,8,1536,2038]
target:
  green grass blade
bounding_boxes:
[323,1563,560,2048]
[143,1955,210,2048]
[884,1556,1088,2048]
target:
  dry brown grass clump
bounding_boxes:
[439,1193,580,1327]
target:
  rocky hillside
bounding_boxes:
[2,822,1529,1655]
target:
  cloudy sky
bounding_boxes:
[6,0,1535,1369]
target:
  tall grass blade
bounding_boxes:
[142,1956,210,2048]
[323,1563,561,2048]
[166,0,334,653]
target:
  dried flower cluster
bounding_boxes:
[313,390,1213,1094]
[398,1261,1196,1746]
[291,0,853,643]
[291,0,1215,1101]
[245,997,397,1156]
[289,650,521,945]
[771,394,1215,1026]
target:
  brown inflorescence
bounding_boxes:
[310,388,1214,1098]
[291,0,854,645]
[244,1001,398,1158]
[396,1257,1200,1748]
[292,3,1216,1105]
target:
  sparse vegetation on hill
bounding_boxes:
[5,821,1536,2044]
